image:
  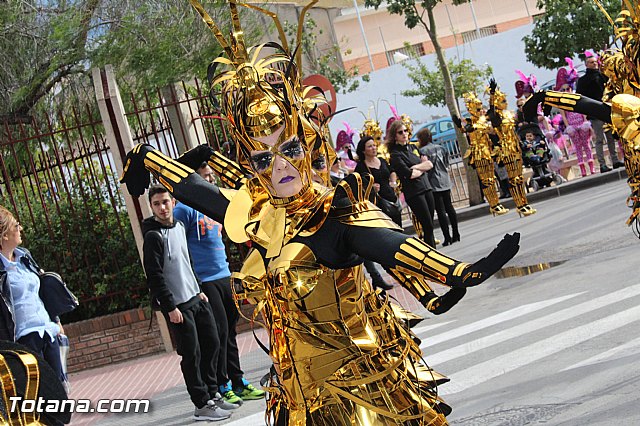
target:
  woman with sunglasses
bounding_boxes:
[386,120,438,247]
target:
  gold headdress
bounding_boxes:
[463,92,484,117]
[189,0,329,202]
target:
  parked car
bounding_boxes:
[411,117,461,159]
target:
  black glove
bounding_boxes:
[452,115,463,129]
[119,144,153,197]
[177,144,216,170]
[489,78,498,94]
[522,91,547,122]
[423,287,467,315]
[459,233,520,287]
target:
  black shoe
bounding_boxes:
[452,233,461,243]
[442,239,453,247]
[613,161,624,169]
[600,165,612,173]
[373,281,394,291]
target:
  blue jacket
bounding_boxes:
[173,202,231,282]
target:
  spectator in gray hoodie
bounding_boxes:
[142,184,236,422]
[417,128,460,246]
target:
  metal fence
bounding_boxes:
[121,78,246,271]
[0,106,145,321]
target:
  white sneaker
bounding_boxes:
[210,392,240,410]
[193,401,231,421]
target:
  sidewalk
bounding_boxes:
[66,166,631,425]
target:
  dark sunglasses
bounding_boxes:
[397,129,408,135]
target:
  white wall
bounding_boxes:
[329,23,564,138]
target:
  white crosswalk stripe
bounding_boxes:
[418,292,583,348]
[420,285,640,365]
[440,304,640,395]
[561,336,640,371]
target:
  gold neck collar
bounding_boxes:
[270,182,315,211]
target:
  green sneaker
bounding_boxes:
[234,383,265,400]
[222,389,243,406]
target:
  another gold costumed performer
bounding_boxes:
[524,0,640,234]
[487,79,537,217]
[119,1,521,424]
[456,92,510,216]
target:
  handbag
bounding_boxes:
[365,161,402,218]
[377,195,402,218]
[39,272,79,319]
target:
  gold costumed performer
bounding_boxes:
[455,92,510,216]
[524,0,640,234]
[119,1,521,424]
[487,79,537,217]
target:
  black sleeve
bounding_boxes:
[171,174,229,224]
[342,224,467,314]
[389,152,413,181]
[143,232,176,313]
[354,162,368,176]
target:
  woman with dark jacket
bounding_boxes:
[354,136,400,291]
[0,205,67,385]
[355,136,402,226]
[387,120,437,247]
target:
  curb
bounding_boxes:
[404,167,628,231]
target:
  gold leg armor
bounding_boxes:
[475,158,508,215]
[502,155,536,216]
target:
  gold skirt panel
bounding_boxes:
[239,242,449,425]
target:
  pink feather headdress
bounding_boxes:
[514,70,538,98]
[554,57,580,91]
[385,105,402,133]
[336,122,356,151]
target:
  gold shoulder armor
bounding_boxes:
[331,173,402,230]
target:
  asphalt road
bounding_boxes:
[98,178,640,426]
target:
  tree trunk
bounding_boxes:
[425,7,483,206]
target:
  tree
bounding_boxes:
[523,0,619,69]
[363,0,484,205]
[402,57,493,107]
[0,0,264,122]
[283,17,365,94]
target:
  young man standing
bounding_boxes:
[143,184,236,421]
[173,163,265,405]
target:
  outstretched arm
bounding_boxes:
[120,144,230,223]
[344,225,519,314]
[523,90,612,124]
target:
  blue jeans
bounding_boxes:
[18,331,65,382]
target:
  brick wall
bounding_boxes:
[65,308,165,372]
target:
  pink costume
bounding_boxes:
[336,122,358,171]
[555,58,595,176]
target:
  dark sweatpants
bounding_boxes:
[433,189,459,241]
[202,276,244,390]
[167,297,220,408]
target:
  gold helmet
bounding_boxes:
[360,119,383,143]
[189,0,329,202]
[463,92,484,117]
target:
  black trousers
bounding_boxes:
[406,190,436,247]
[18,331,64,382]
[167,298,219,408]
[433,189,459,240]
[203,276,244,389]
